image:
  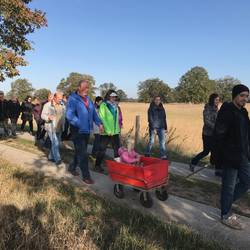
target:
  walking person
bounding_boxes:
[145,96,168,159]
[66,80,103,184]
[190,93,220,172]
[33,98,45,141]
[214,84,250,230]
[20,96,34,134]
[0,91,9,137]
[41,91,65,165]
[95,90,121,172]
[8,96,21,137]
[91,96,103,157]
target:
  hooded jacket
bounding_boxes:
[148,102,167,130]
[0,99,9,121]
[213,102,250,168]
[66,92,101,134]
[202,104,218,136]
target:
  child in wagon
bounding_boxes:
[118,138,142,166]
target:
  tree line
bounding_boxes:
[6,67,241,103]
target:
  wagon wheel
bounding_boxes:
[139,192,153,208]
[155,187,169,201]
[114,184,125,199]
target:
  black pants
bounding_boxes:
[21,119,33,133]
[92,134,101,156]
[95,134,120,167]
[36,120,46,140]
[69,132,90,179]
[191,135,212,165]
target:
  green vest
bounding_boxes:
[99,102,120,135]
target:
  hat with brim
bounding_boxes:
[110,92,118,97]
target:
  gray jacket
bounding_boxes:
[202,104,218,136]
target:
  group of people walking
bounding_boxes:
[1,82,250,230]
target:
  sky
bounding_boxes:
[2,0,250,98]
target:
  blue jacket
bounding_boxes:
[66,92,101,134]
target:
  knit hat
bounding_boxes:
[232,84,249,99]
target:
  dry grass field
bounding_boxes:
[120,103,250,158]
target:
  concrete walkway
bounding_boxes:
[16,133,221,185]
[0,143,250,250]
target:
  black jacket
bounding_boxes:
[21,101,33,121]
[8,100,21,119]
[148,102,167,130]
[213,102,250,168]
[0,99,9,121]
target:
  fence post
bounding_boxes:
[135,115,140,149]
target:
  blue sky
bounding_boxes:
[2,0,250,98]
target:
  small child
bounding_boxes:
[118,138,142,166]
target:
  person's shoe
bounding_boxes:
[144,154,150,157]
[221,215,243,230]
[94,165,104,173]
[189,163,195,172]
[55,160,62,166]
[215,170,223,177]
[48,158,55,162]
[161,156,168,160]
[82,178,94,185]
[68,170,80,176]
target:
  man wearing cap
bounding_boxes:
[214,84,250,230]
[0,91,9,137]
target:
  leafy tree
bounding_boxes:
[0,0,47,81]
[99,83,117,97]
[8,78,34,101]
[56,73,96,98]
[34,88,51,101]
[215,76,241,102]
[137,78,172,103]
[116,89,128,101]
[176,66,215,103]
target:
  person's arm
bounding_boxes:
[66,97,79,127]
[203,108,215,129]
[93,105,101,127]
[148,107,154,128]
[41,103,50,122]
[163,107,167,131]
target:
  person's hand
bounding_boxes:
[99,124,104,134]
[154,129,157,135]
[48,115,54,121]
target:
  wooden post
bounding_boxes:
[135,115,140,149]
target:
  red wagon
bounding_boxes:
[106,157,169,208]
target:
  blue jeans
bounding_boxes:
[48,131,61,163]
[70,133,90,179]
[221,162,250,218]
[145,128,167,158]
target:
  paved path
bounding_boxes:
[0,143,250,250]
[16,133,221,185]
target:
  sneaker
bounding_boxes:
[189,163,195,172]
[221,215,243,230]
[161,156,168,160]
[55,160,62,166]
[68,170,80,176]
[94,165,104,173]
[144,154,150,157]
[82,178,94,185]
[48,158,55,162]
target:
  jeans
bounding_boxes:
[221,162,250,218]
[10,118,17,135]
[191,135,212,165]
[145,128,167,158]
[95,134,120,167]
[70,133,90,179]
[47,131,61,163]
[21,119,33,133]
[92,134,101,156]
